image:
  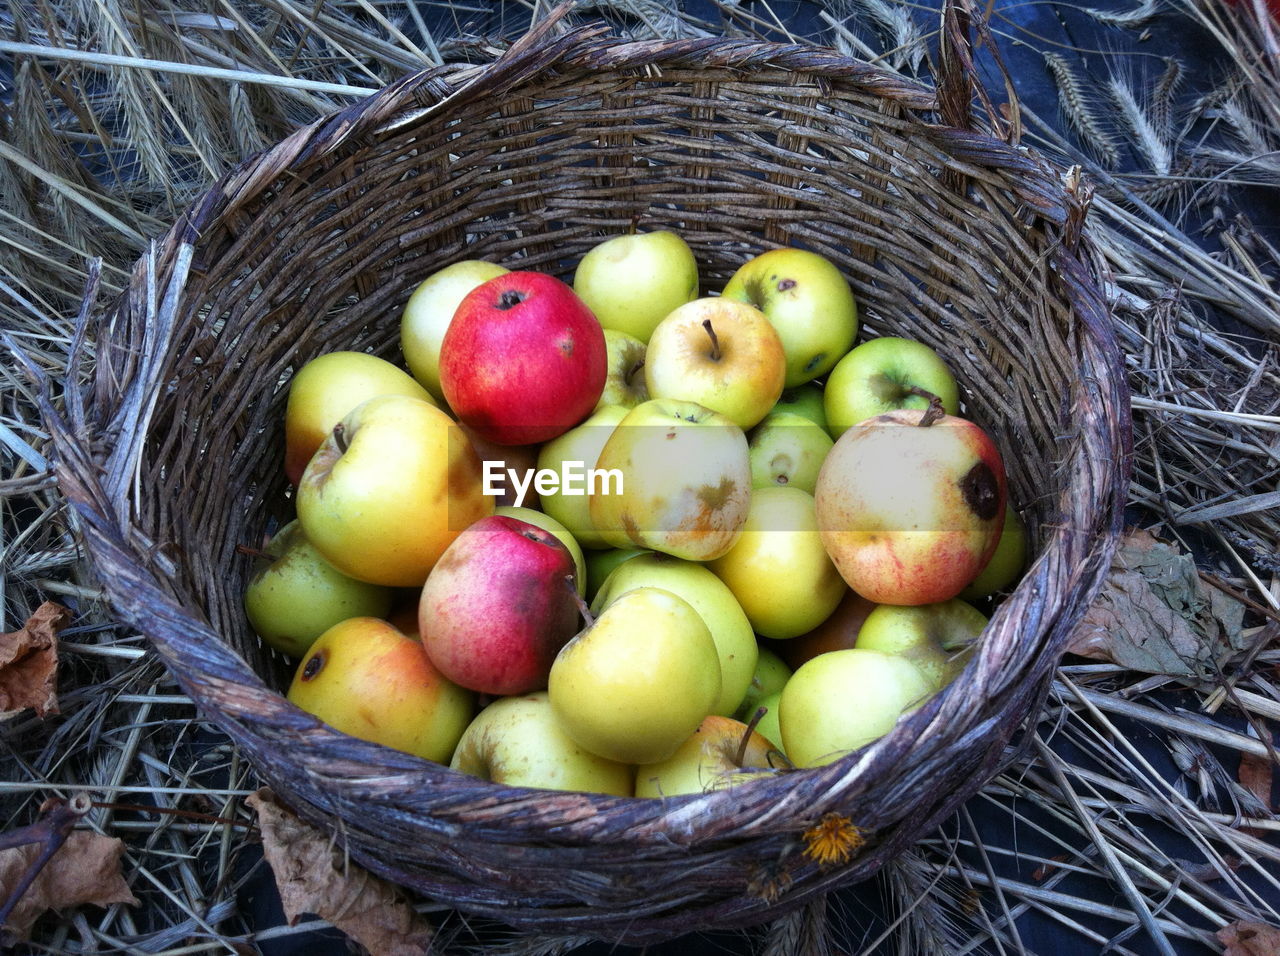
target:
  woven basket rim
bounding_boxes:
[39,16,1133,941]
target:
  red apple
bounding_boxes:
[419,514,581,696]
[440,272,607,445]
[815,409,1006,605]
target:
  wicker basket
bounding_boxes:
[44,12,1130,944]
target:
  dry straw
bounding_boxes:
[32,4,1130,941]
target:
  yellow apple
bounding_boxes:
[708,486,846,640]
[854,599,988,689]
[589,398,751,561]
[634,715,777,797]
[779,648,934,767]
[720,248,858,388]
[287,616,474,763]
[644,297,787,430]
[450,692,633,795]
[296,394,493,587]
[572,230,700,342]
[284,351,435,485]
[536,404,629,550]
[735,646,791,723]
[592,552,758,717]
[400,259,509,400]
[548,587,721,764]
[748,410,834,495]
[597,328,649,411]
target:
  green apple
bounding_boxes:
[855,599,987,689]
[584,547,647,600]
[748,411,834,495]
[962,502,1028,600]
[644,297,786,430]
[708,486,846,640]
[284,351,435,486]
[753,690,785,753]
[400,259,509,400]
[243,520,392,658]
[590,398,751,562]
[296,394,493,587]
[824,337,960,440]
[815,409,1006,605]
[593,552,757,717]
[535,404,629,550]
[720,248,858,388]
[772,383,828,430]
[597,329,649,411]
[779,648,934,767]
[287,616,474,763]
[450,692,634,795]
[496,505,587,596]
[735,646,791,723]
[548,587,721,764]
[572,230,700,342]
[634,715,777,797]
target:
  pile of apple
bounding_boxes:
[243,230,1028,798]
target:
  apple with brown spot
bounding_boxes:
[815,408,1006,605]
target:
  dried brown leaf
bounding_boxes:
[1218,919,1280,956]
[246,789,433,956]
[1065,529,1246,677]
[0,832,138,942]
[0,601,69,717]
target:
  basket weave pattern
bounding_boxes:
[45,22,1131,942]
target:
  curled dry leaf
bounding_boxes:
[1218,919,1280,956]
[0,601,69,718]
[246,789,434,956]
[0,832,137,943]
[1065,528,1246,677]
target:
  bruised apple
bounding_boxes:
[815,409,1006,605]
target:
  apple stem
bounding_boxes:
[235,544,269,560]
[628,214,641,236]
[904,386,946,427]
[566,576,594,628]
[736,705,768,767]
[332,421,349,454]
[702,319,722,362]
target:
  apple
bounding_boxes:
[589,398,751,562]
[287,616,473,763]
[548,587,721,764]
[584,547,647,600]
[720,248,858,388]
[735,646,791,723]
[771,589,877,671]
[707,486,846,640]
[420,514,580,696]
[597,329,649,411]
[962,502,1028,600]
[592,552,758,717]
[572,229,700,342]
[634,715,777,797]
[779,648,934,767]
[855,599,988,689]
[815,409,1006,605]
[440,271,606,445]
[296,395,492,587]
[496,505,587,596]
[748,411,834,495]
[824,336,960,440]
[643,297,786,430]
[772,383,828,431]
[536,404,629,550]
[284,351,435,486]
[450,692,633,796]
[243,520,392,658]
[400,259,509,400]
